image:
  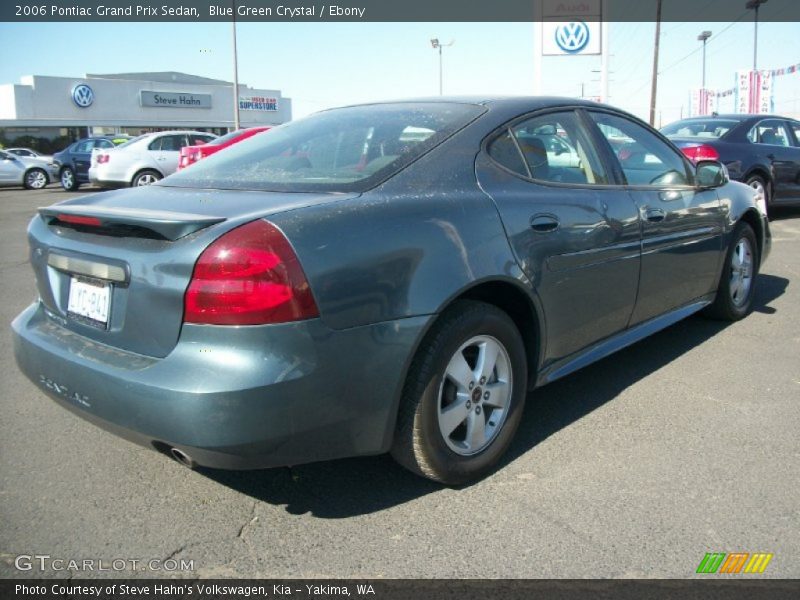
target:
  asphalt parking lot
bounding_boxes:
[1,186,798,579]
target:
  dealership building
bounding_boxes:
[0,71,291,148]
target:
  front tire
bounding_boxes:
[60,167,79,191]
[704,222,758,321]
[391,300,528,485]
[24,168,48,190]
[132,170,161,187]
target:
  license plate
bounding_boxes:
[67,276,111,328]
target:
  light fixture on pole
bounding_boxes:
[746,0,768,72]
[697,30,712,89]
[430,38,454,96]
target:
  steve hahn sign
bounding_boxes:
[140,91,212,108]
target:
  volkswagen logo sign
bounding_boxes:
[71,84,94,108]
[555,21,590,54]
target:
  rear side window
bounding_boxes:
[94,139,114,149]
[489,111,608,185]
[590,112,692,187]
[190,134,216,145]
[747,120,791,147]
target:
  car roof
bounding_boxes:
[337,96,604,110]
[673,114,796,122]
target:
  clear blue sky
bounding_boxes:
[1,18,799,126]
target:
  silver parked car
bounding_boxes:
[88,131,217,187]
[0,149,58,189]
[6,147,55,162]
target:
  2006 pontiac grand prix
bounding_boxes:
[12,98,770,484]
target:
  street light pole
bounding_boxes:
[746,0,768,72]
[430,38,454,96]
[698,30,712,89]
[231,0,241,131]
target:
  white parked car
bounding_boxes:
[0,149,59,189]
[89,131,217,187]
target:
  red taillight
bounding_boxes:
[184,220,319,325]
[680,144,720,163]
[97,154,110,164]
[57,214,102,227]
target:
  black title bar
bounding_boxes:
[3,0,800,22]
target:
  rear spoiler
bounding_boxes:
[39,205,226,241]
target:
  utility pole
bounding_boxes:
[231,0,241,130]
[649,0,662,126]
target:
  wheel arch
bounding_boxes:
[130,167,163,186]
[24,166,49,183]
[738,208,765,266]
[743,165,772,189]
[381,277,545,452]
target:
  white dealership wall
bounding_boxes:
[0,71,291,136]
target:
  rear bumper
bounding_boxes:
[12,302,428,469]
[88,166,129,188]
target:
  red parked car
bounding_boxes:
[177,126,271,170]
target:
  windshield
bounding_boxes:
[163,102,485,192]
[661,119,740,139]
[205,129,256,146]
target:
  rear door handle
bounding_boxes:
[645,208,666,222]
[530,214,560,233]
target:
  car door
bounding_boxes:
[747,119,799,202]
[475,109,642,364]
[0,150,24,183]
[149,134,185,176]
[71,139,95,181]
[779,119,800,201]
[587,110,724,327]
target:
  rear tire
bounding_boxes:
[745,174,770,209]
[60,167,79,191]
[391,300,528,485]
[24,168,48,190]
[132,170,161,187]
[704,222,758,321]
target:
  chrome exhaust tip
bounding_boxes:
[170,447,196,469]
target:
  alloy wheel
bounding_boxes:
[437,335,512,456]
[26,170,47,189]
[729,236,754,307]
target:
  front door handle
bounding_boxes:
[530,214,560,233]
[645,208,666,222]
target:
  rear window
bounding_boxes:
[162,102,485,192]
[661,119,739,139]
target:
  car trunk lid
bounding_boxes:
[29,185,357,358]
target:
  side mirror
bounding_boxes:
[696,160,729,188]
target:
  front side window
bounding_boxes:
[163,102,485,192]
[747,120,791,147]
[590,112,692,187]
[488,111,608,185]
